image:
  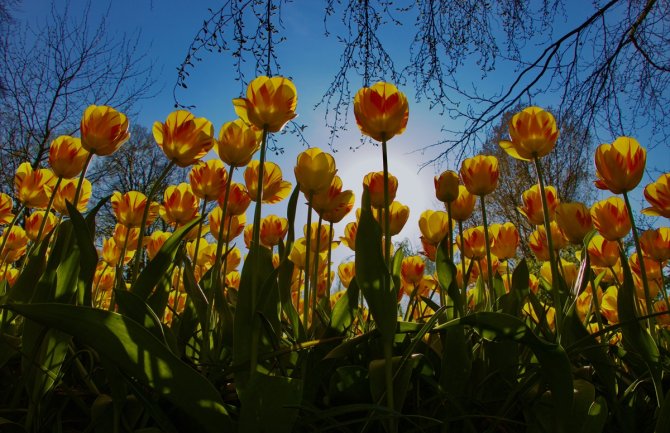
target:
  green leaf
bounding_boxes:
[66,201,98,306]
[114,289,168,348]
[8,303,233,433]
[369,354,421,412]
[330,278,360,333]
[436,239,462,317]
[617,250,663,404]
[239,373,303,433]
[355,189,396,341]
[132,217,202,300]
[656,388,670,433]
[181,260,209,332]
[437,312,573,433]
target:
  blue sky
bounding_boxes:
[15,1,668,264]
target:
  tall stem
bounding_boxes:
[459,221,467,311]
[382,139,391,269]
[73,152,94,206]
[326,221,334,300]
[31,177,62,252]
[303,192,314,327]
[446,201,453,261]
[213,165,236,287]
[623,191,655,333]
[190,198,209,269]
[310,215,324,327]
[533,156,563,336]
[131,161,175,283]
[479,195,495,309]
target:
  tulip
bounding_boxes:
[219,182,251,216]
[145,230,171,261]
[53,178,91,215]
[587,234,620,268]
[420,236,437,262]
[112,224,142,251]
[49,135,89,179]
[80,105,130,156]
[319,189,355,224]
[304,222,335,253]
[353,82,409,142]
[153,110,215,167]
[499,106,559,161]
[244,160,292,204]
[522,301,556,331]
[541,259,578,289]
[259,215,288,248]
[639,227,670,261]
[25,211,57,242]
[594,136,646,194]
[489,222,519,260]
[555,202,593,244]
[14,162,56,209]
[600,287,619,324]
[518,184,559,226]
[0,193,14,225]
[528,223,567,261]
[590,196,631,241]
[0,266,18,288]
[450,185,477,222]
[363,171,398,209]
[111,191,159,228]
[456,226,487,260]
[186,238,218,269]
[233,76,298,133]
[209,208,246,243]
[629,253,664,281]
[100,237,133,267]
[217,118,262,166]
[189,159,228,202]
[340,221,357,251]
[459,155,499,196]
[0,226,28,262]
[226,271,241,290]
[338,261,356,288]
[401,255,426,284]
[643,173,670,217]
[434,170,460,203]
[160,183,199,226]
[418,210,450,245]
[295,148,337,196]
[374,200,410,236]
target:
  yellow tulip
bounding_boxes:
[434,170,460,203]
[456,226,487,260]
[244,160,292,204]
[80,105,130,156]
[0,193,14,225]
[233,76,298,132]
[153,110,215,167]
[218,182,251,215]
[587,234,620,268]
[489,222,519,260]
[639,227,670,261]
[363,171,398,209]
[643,172,670,217]
[53,178,91,215]
[418,209,450,245]
[25,211,57,242]
[555,202,593,244]
[14,162,56,209]
[499,106,558,161]
[111,191,159,228]
[518,184,559,226]
[259,215,288,247]
[594,136,646,194]
[160,183,199,226]
[590,196,631,241]
[460,155,499,196]
[48,135,89,179]
[450,185,476,222]
[217,118,262,167]
[294,148,337,195]
[189,159,228,202]
[338,261,355,288]
[353,82,409,142]
[401,255,425,284]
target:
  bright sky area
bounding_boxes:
[15,0,668,266]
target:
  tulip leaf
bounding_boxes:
[132,217,201,300]
[8,303,233,432]
[355,189,396,341]
[436,238,462,317]
[181,260,209,332]
[238,373,303,433]
[331,278,360,333]
[114,289,168,348]
[66,201,98,306]
[656,388,670,433]
[436,311,573,433]
[617,250,663,404]
[4,231,51,305]
[369,354,421,412]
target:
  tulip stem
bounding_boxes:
[458,221,467,311]
[326,221,334,300]
[190,198,209,271]
[447,201,453,261]
[533,156,563,336]
[73,152,94,207]
[382,138,391,269]
[658,260,670,322]
[131,160,175,284]
[479,195,495,310]
[623,191,655,333]
[213,165,236,289]
[30,177,62,257]
[311,214,324,328]
[303,191,314,328]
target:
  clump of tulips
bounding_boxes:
[0,77,668,433]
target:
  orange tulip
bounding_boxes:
[363,171,398,209]
[259,215,288,247]
[340,221,357,251]
[189,159,228,202]
[0,226,28,263]
[555,202,593,244]
[529,222,566,261]
[450,185,477,222]
[353,82,409,142]
[295,148,337,195]
[0,193,14,225]
[243,224,253,249]
[338,261,355,288]
[226,271,241,290]
[233,76,297,132]
[460,155,499,196]
[111,191,159,228]
[434,170,460,203]
[590,196,631,241]
[318,189,355,224]
[112,224,142,251]
[0,266,19,288]
[80,105,130,156]
[14,162,56,209]
[518,184,559,225]
[600,287,619,324]
[374,201,409,236]
[489,222,519,260]
[100,237,133,266]
[209,207,246,243]
[401,255,426,284]
[153,110,215,167]
[25,211,57,242]
[587,234,620,268]
[244,160,292,204]
[217,118,262,167]
[456,226,487,260]
[418,210,450,245]
[420,236,437,262]
[53,178,91,215]
[629,253,664,281]
[145,230,171,261]
[219,182,251,216]
[594,136,646,194]
[639,227,670,261]
[643,173,670,218]
[160,183,199,226]
[499,106,559,161]
[48,135,89,179]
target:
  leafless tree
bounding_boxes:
[0,1,156,193]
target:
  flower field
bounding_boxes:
[0,76,669,432]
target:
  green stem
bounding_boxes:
[213,165,236,288]
[447,201,453,261]
[658,260,670,322]
[311,214,324,328]
[459,220,467,312]
[190,198,209,269]
[382,139,391,269]
[131,161,176,283]
[479,195,495,310]
[73,152,94,207]
[588,268,606,334]
[303,192,314,328]
[326,222,334,300]
[31,176,62,252]
[623,191,655,335]
[533,156,563,336]
[383,340,396,433]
